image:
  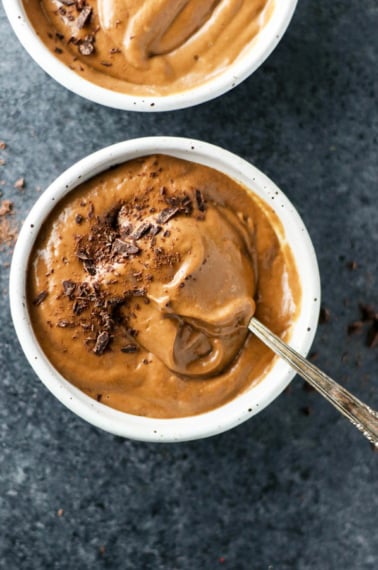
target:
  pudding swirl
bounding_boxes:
[24,0,273,94]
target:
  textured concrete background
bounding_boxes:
[0,1,377,568]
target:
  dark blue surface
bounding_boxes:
[0,1,377,568]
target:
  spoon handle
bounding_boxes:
[248,318,378,447]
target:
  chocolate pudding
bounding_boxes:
[23,0,273,95]
[28,155,301,418]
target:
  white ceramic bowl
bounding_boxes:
[10,137,320,442]
[3,0,298,111]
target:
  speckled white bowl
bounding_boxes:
[10,137,320,441]
[3,0,298,111]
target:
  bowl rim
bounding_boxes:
[9,136,321,442]
[3,0,298,111]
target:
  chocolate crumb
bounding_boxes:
[75,214,84,224]
[346,260,357,271]
[0,141,6,150]
[14,177,25,190]
[0,200,12,216]
[359,303,376,322]
[367,319,378,348]
[33,291,48,306]
[347,321,364,335]
[79,40,95,56]
[319,306,330,324]
[96,394,102,402]
[0,216,18,249]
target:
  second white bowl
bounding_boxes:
[3,1,298,111]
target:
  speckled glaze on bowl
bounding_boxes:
[3,0,298,111]
[10,137,320,442]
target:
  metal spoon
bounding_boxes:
[248,318,378,447]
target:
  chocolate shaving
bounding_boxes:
[132,222,152,240]
[33,291,48,306]
[112,238,140,256]
[121,344,139,353]
[73,299,89,315]
[119,221,133,238]
[83,260,96,275]
[156,207,179,224]
[93,331,110,355]
[62,280,76,299]
[57,319,76,328]
[132,288,147,297]
[180,194,193,215]
[76,249,91,261]
[150,225,162,237]
[76,6,92,29]
[195,189,206,212]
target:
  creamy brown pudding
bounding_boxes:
[23,0,273,95]
[28,155,301,418]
